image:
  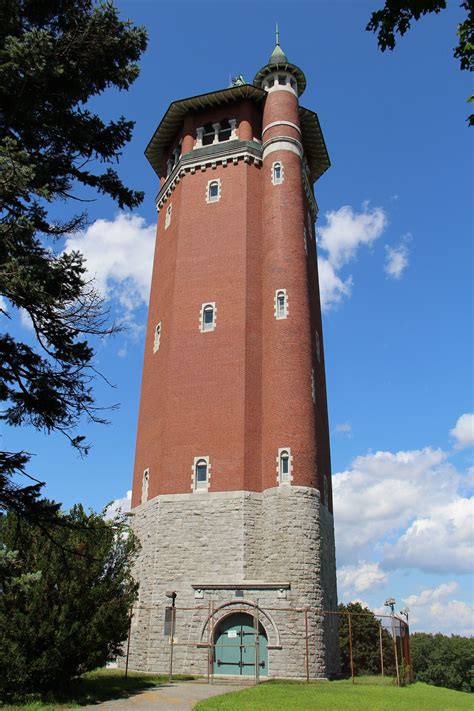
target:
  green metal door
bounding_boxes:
[213,612,268,676]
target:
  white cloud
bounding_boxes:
[19,307,34,330]
[318,204,387,269]
[0,296,7,314]
[385,240,410,279]
[333,446,473,574]
[317,204,387,310]
[64,212,155,319]
[450,413,474,450]
[335,422,352,436]
[403,583,474,636]
[338,561,389,595]
[104,490,132,519]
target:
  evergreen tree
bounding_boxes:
[0,503,139,696]
[0,1,147,520]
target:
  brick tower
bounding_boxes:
[126,37,339,679]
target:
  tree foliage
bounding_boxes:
[0,1,147,519]
[367,0,474,125]
[411,632,474,693]
[0,504,139,697]
[338,602,396,677]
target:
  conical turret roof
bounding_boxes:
[253,29,306,95]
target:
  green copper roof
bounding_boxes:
[253,35,306,95]
[269,42,288,65]
[144,84,330,182]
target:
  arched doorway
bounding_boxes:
[213,612,268,676]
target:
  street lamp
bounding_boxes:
[384,597,396,614]
[166,591,177,682]
[399,607,409,623]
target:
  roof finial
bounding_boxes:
[275,22,279,46]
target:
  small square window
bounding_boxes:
[278,75,286,85]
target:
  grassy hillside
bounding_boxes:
[195,676,472,710]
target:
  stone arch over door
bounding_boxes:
[199,599,282,649]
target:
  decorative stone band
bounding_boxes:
[262,136,303,161]
[191,581,291,591]
[262,120,302,137]
[156,139,318,217]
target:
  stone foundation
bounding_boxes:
[122,486,340,678]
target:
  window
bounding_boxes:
[165,203,172,230]
[311,368,316,403]
[141,469,149,504]
[193,456,210,491]
[202,122,214,146]
[274,289,288,320]
[272,161,283,185]
[267,77,275,88]
[277,448,292,485]
[206,179,221,203]
[278,75,286,85]
[200,302,216,332]
[218,119,232,142]
[153,322,161,353]
[315,330,321,362]
[290,78,296,90]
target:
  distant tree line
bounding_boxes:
[411,632,474,693]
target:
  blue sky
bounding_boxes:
[3,0,473,635]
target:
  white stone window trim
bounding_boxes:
[141,468,149,504]
[315,330,321,363]
[153,322,162,353]
[276,448,293,486]
[206,178,221,203]
[195,119,237,149]
[199,301,217,332]
[192,455,211,492]
[303,226,308,255]
[274,289,288,320]
[271,160,284,185]
[311,368,316,404]
[164,202,172,230]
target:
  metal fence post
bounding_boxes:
[348,612,355,684]
[391,614,400,686]
[379,621,384,676]
[125,611,133,679]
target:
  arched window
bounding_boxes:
[153,322,161,353]
[278,449,291,484]
[201,303,216,332]
[141,468,149,504]
[207,179,220,203]
[272,162,283,185]
[218,119,232,142]
[194,457,210,490]
[202,122,215,146]
[275,289,288,320]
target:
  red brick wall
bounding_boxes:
[132,90,333,512]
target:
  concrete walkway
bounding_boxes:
[81,680,247,710]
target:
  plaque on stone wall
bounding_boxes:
[164,606,172,636]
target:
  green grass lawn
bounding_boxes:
[195,676,472,711]
[0,668,194,710]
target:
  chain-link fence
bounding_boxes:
[121,602,411,687]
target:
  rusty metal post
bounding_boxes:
[210,599,214,685]
[254,599,260,685]
[379,621,384,676]
[125,612,133,678]
[304,609,310,683]
[391,614,400,686]
[168,604,176,683]
[207,600,211,684]
[348,612,355,684]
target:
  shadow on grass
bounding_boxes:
[1,669,196,709]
